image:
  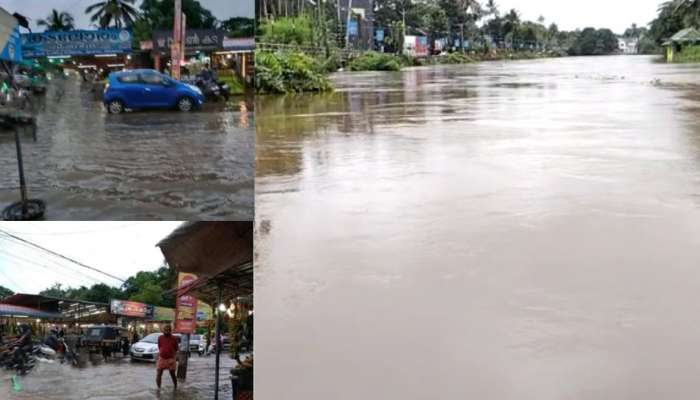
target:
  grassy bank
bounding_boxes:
[675,46,700,63]
[255,48,566,93]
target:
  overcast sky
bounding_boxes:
[491,0,664,33]
[0,0,253,30]
[0,222,181,294]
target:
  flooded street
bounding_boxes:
[255,55,700,399]
[0,354,235,399]
[0,77,253,220]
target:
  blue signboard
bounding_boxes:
[21,29,132,58]
[0,26,22,62]
[375,29,384,42]
[348,20,358,37]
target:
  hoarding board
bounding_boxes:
[174,273,198,334]
[110,299,154,319]
[0,9,21,62]
[153,306,175,321]
[21,29,132,58]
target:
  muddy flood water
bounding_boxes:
[0,353,235,399]
[256,55,700,399]
[0,77,253,220]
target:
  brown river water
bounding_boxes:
[0,77,253,220]
[255,55,700,399]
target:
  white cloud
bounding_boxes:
[0,221,182,294]
[493,0,665,33]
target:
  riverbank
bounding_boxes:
[255,48,567,94]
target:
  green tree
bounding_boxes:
[503,8,520,48]
[37,9,75,31]
[0,285,13,299]
[140,0,216,30]
[426,6,449,51]
[85,0,140,29]
[39,283,68,298]
[221,17,255,38]
[568,27,618,55]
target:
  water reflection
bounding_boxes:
[256,56,700,399]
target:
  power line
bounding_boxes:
[0,247,103,288]
[1,222,149,236]
[0,229,126,284]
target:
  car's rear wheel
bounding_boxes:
[177,97,194,112]
[108,99,124,114]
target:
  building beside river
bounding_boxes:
[663,27,700,62]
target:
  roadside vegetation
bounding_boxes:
[255,0,700,93]
[255,51,332,94]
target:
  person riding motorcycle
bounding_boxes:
[44,327,60,352]
[11,324,33,369]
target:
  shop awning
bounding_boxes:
[1,293,111,322]
[158,222,253,304]
[0,303,63,319]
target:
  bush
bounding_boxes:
[675,45,700,62]
[258,16,314,46]
[255,51,332,94]
[437,52,474,64]
[348,52,403,71]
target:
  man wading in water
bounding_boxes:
[156,324,179,391]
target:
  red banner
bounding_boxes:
[174,272,198,333]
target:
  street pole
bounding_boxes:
[214,283,222,400]
[345,0,352,48]
[171,0,182,79]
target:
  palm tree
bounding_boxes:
[665,0,700,26]
[37,9,75,31]
[503,9,521,48]
[485,0,499,18]
[85,0,139,29]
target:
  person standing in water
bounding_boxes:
[156,324,179,390]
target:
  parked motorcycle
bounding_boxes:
[194,76,230,102]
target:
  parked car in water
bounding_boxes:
[130,332,182,362]
[103,69,204,114]
[189,334,202,354]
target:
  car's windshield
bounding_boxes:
[141,333,161,343]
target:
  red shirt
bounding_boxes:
[158,334,179,359]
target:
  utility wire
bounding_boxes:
[0,229,126,283]
[0,236,108,286]
[0,248,102,287]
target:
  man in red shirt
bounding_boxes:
[156,324,179,390]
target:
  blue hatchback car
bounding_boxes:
[103,69,204,114]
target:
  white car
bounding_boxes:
[130,333,181,362]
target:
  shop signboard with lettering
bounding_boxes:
[110,299,154,319]
[153,29,224,52]
[21,29,132,58]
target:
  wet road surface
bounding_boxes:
[0,77,253,220]
[0,353,235,399]
[256,56,700,399]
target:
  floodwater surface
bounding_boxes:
[0,77,253,220]
[0,354,235,399]
[255,56,700,399]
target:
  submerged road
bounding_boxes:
[256,55,700,399]
[0,77,253,220]
[0,353,235,399]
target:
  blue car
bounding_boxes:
[103,69,204,114]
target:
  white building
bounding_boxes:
[618,37,639,55]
